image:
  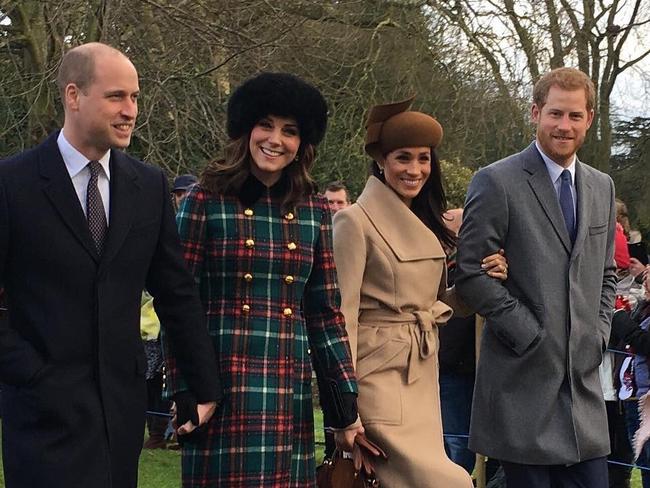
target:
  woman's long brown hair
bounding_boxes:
[200,134,317,212]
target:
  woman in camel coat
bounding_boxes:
[332,97,507,487]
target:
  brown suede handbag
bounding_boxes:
[316,434,387,488]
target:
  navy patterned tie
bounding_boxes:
[87,160,107,254]
[559,169,576,244]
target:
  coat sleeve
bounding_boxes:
[455,168,542,356]
[0,178,47,386]
[146,178,220,404]
[611,309,650,355]
[304,200,358,428]
[332,207,367,368]
[599,176,618,346]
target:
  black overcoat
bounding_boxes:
[0,132,219,487]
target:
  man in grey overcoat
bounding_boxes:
[455,67,617,487]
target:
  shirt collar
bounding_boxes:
[535,140,575,185]
[57,130,111,180]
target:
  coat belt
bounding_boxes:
[358,302,453,384]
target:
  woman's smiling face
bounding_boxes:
[249,115,301,186]
[380,146,432,206]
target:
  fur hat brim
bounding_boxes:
[227,72,328,146]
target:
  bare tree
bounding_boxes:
[427,0,650,171]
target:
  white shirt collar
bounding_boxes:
[535,140,575,185]
[57,130,111,179]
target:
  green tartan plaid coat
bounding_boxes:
[165,177,358,487]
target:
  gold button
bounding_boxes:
[243,273,253,282]
[242,304,250,313]
[244,208,254,216]
[287,242,297,251]
[285,212,295,221]
[245,239,255,248]
[283,307,293,317]
[284,275,294,284]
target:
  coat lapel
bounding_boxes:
[523,143,572,254]
[570,161,592,262]
[39,132,101,262]
[98,150,140,275]
[357,176,446,261]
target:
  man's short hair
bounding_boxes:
[325,181,350,202]
[56,44,125,102]
[56,49,96,101]
[533,67,595,112]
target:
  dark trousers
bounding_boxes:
[501,457,608,488]
[440,370,475,473]
[624,400,650,488]
[606,400,632,488]
[145,371,171,436]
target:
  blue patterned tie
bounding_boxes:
[87,161,107,254]
[559,169,576,244]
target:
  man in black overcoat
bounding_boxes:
[0,42,220,487]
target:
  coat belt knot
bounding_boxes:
[407,302,452,384]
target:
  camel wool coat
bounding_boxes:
[333,176,472,488]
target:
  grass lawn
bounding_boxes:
[0,411,645,487]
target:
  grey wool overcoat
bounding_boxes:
[455,142,617,465]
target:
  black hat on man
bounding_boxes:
[172,174,198,192]
[226,72,328,146]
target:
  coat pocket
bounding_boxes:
[589,223,607,235]
[356,339,409,425]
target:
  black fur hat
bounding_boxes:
[226,72,328,146]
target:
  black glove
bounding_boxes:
[611,309,638,342]
[173,391,208,445]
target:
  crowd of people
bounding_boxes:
[0,40,646,488]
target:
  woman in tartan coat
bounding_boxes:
[164,73,362,487]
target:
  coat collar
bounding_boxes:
[98,148,140,273]
[356,176,445,261]
[522,142,593,257]
[39,131,100,262]
[39,130,140,266]
[238,172,288,206]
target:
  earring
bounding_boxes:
[294,156,299,162]
[379,166,384,174]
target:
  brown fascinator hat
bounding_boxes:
[364,96,443,162]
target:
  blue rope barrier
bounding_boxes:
[607,459,650,472]
[443,433,650,472]
[607,348,634,356]
[146,410,173,418]
[144,417,650,473]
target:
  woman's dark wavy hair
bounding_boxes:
[370,149,456,249]
[200,134,317,212]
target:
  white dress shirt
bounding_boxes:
[57,131,111,221]
[535,140,576,221]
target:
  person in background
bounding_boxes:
[141,292,171,449]
[602,197,634,487]
[324,180,351,215]
[439,208,476,474]
[319,179,352,458]
[610,270,650,488]
[615,199,631,275]
[172,174,199,210]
